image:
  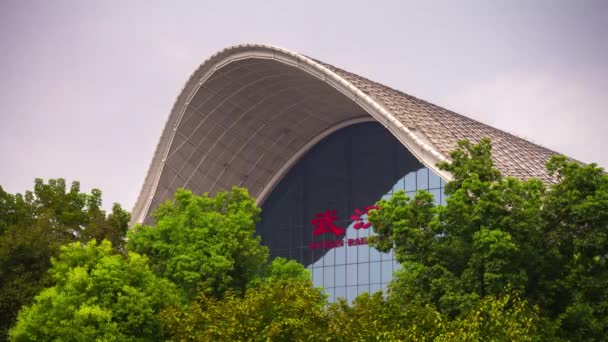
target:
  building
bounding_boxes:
[132,44,558,301]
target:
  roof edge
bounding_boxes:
[131,44,452,225]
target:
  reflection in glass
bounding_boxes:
[370,261,381,284]
[259,122,448,303]
[404,172,416,191]
[358,285,370,296]
[430,188,442,206]
[335,265,346,287]
[335,286,346,301]
[313,267,323,286]
[347,286,358,302]
[370,283,382,295]
[358,262,369,285]
[370,244,382,262]
[429,171,441,189]
[306,167,447,302]
[417,168,429,190]
[335,243,346,264]
[324,266,335,288]
[346,263,357,286]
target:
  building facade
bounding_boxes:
[132,44,558,301]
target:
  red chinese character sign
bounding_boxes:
[311,210,344,236]
[350,205,379,229]
[309,206,380,250]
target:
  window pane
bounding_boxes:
[392,177,404,193]
[370,283,382,295]
[358,284,370,296]
[430,188,441,206]
[358,244,369,263]
[346,263,357,286]
[370,261,381,284]
[347,286,358,302]
[335,286,346,300]
[323,248,335,266]
[335,244,346,265]
[324,266,335,288]
[313,267,323,287]
[369,244,382,262]
[441,193,448,206]
[335,265,346,287]
[347,233,357,262]
[417,168,429,190]
[325,287,335,303]
[429,171,441,189]
[404,171,416,191]
[358,262,369,285]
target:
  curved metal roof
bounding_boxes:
[132,44,559,225]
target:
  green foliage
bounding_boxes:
[327,291,443,341]
[435,291,540,341]
[369,138,608,339]
[140,190,328,341]
[326,290,539,342]
[249,257,312,287]
[5,141,607,340]
[128,187,269,299]
[160,277,327,341]
[544,156,608,340]
[9,240,179,341]
[0,179,130,340]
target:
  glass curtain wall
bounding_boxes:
[258,122,446,302]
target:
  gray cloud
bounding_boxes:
[443,67,608,168]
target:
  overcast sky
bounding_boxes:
[1,0,606,211]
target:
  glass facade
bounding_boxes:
[258,122,446,301]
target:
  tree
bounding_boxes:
[435,290,540,341]
[543,156,608,340]
[368,138,608,339]
[0,179,130,341]
[326,291,443,341]
[127,187,269,299]
[160,258,327,341]
[9,240,180,341]
[249,256,312,286]
[130,188,334,340]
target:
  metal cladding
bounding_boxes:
[132,44,560,225]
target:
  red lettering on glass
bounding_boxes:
[309,239,345,251]
[349,205,380,229]
[311,210,344,236]
[347,237,368,246]
[365,205,380,213]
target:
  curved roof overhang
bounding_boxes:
[132,43,560,225]
[131,44,451,224]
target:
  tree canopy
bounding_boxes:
[9,240,179,341]
[160,258,327,341]
[0,179,130,341]
[4,139,608,340]
[369,138,608,340]
[127,187,269,299]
